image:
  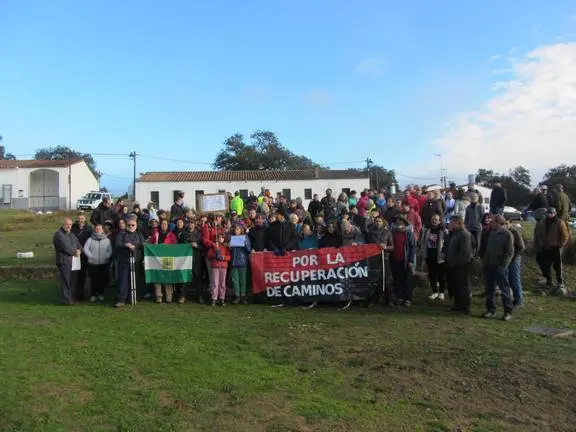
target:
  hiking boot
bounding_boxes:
[482,311,496,319]
[403,300,412,307]
[232,297,240,305]
[114,302,124,308]
[242,296,248,305]
[438,293,445,301]
[89,296,97,302]
[211,300,217,307]
[395,299,404,306]
[502,312,513,322]
[97,295,105,301]
[165,296,173,304]
[429,293,439,300]
[155,297,162,304]
[177,297,186,304]
[220,300,226,307]
[198,296,205,304]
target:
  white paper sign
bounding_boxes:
[201,194,228,212]
[230,235,246,247]
[71,256,81,271]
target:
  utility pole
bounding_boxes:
[434,153,447,190]
[365,157,373,189]
[129,151,137,200]
[68,149,72,211]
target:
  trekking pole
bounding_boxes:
[129,252,137,305]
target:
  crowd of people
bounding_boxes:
[52,182,573,321]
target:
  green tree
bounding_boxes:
[213,130,319,171]
[475,168,494,186]
[0,136,16,160]
[34,146,100,179]
[543,164,576,200]
[510,166,531,188]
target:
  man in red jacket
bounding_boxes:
[402,190,421,215]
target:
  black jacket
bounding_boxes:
[248,225,268,252]
[307,200,323,218]
[71,222,93,246]
[114,230,145,264]
[528,193,548,211]
[490,187,507,208]
[53,228,81,266]
[265,221,298,251]
[170,202,185,220]
[319,232,342,248]
[90,203,116,226]
[382,207,398,225]
[445,229,472,267]
[421,200,444,228]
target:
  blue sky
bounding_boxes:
[2,1,576,193]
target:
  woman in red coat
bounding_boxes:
[148,219,177,303]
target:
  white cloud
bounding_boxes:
[488,54,502,62]
[305,90,331,106]
[432,42,576,185]
[355,56,385,77]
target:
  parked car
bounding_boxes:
[76,191,112,211]
[503,206,523,221]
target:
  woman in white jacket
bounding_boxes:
[83,224,113,302]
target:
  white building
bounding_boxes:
[0,159,100,211]
[135,169,370,210]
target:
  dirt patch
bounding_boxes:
[35,380,93,406]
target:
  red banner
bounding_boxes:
[250,244,384,302]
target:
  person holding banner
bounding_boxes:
[148,219,177,303]
[265,208,299,254]
[319,220,342,248]
[390,216,417,307]
[114,215,145,308]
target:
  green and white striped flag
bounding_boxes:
[144,244,193,284]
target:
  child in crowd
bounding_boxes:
[230,225,251,304]
[207,233,231,306]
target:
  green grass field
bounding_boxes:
[0,210,575,432]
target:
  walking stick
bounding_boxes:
[129,252,137,305]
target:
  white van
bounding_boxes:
[76,191,112,211]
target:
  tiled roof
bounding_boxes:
[137,169,369,182]
[0,159,83,169]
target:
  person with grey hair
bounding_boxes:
[114,214,145,307]
[53,218,82,305]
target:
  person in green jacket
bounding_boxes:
[553,184,572,222]
[482,215,515,321]
[230,191,244,216]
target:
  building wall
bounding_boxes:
[71,161,100,209]
[135,178,370,210]
[0,161,99,210]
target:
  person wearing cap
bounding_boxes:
[528,187,549,218]
[230,191,244,217]
[504,218,526,307]
[170,191,186,222]
[445,215,473,314]
[464,192,484,256]
[535,207,570,295]
[390,215,416,306]
[482,214,515,321]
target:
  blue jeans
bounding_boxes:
[484,265,513,314]
[508,257,522,306]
